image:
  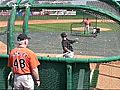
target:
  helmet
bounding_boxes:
[61,32,67,37]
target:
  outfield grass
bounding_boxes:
[0,22,119,33]
[26,22,119,32]
[28,23,72,32]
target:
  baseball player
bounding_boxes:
[8,33,40,90]
[84,18,91,34]
[61,32,77,58]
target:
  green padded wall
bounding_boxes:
[0,58,11,89]
[72,63,90,89]
[35,61,67,90]
[0,57,90,90]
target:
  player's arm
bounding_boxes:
[64,47,71,52]
[8,53,15,68]
[31,67,40,81]
[89,22,91,25]
[31,66,40,87]
[31,67,40,87]
[29,51,40,87]
[69,39,77,44]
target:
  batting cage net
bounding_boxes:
[0,10,10,54]
[24,7,120,59]
[0,0,117,60]
[0,0,120,58]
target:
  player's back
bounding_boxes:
[84,19,90,25]
[8,47,36,75]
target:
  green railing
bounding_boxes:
[1,54,120,89]
[1,54,120,63]
[0,54,90,90]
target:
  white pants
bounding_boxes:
[93,28,96,34]
[63,52,74,58]
[84,25,90,33]
[14,74,34,90]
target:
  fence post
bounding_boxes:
[67,63,72,90]
[7,5,16,53]
[23,4,31,35]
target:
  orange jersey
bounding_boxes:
[8,47,40,74]
[84,20,91,26]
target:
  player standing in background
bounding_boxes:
[8,33,40,90]
[84,18,91,34]
[61,32,78,58]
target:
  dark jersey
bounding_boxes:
[61,38,76,53]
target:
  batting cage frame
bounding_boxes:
[0,0,120,90]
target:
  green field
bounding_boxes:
[17,22,119,32]
[0,21,119,33]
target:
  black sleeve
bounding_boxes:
[68,39,76,44]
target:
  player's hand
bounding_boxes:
[75,38,79,43]
[75,38,79,40]
[35,80,40,87]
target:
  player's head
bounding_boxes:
[17,33,31,47]
[61,32,67,38]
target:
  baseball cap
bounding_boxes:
[17,33,31,41]
[61,32,67,37]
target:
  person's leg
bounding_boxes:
[22,75,34,90]
[14,75,23,90]
[69,52,74,58]
[93,28,96,34]
[84,26,87,34]
[64,52,74,58]
[87,25,89,32]
[86,25,89,33]
[14,74,34,90]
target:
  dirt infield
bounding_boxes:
[0,19,115,28]
[36,53,103,58]
[72,27,111,32]
[0,41,7,54]
[0,19,120,89]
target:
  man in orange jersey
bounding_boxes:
[8,33,40,90]
[84,18,91,34]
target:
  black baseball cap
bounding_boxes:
[61,32,67,37]
[17,33,31,41]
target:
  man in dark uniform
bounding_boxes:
[61,32,77,58]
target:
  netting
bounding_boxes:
[19,8,119,58]
[0,10,10,54]
[6,1,113,59]
[0,0,119,58]
[71,9,120,57]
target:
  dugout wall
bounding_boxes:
[1,0,120,90]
